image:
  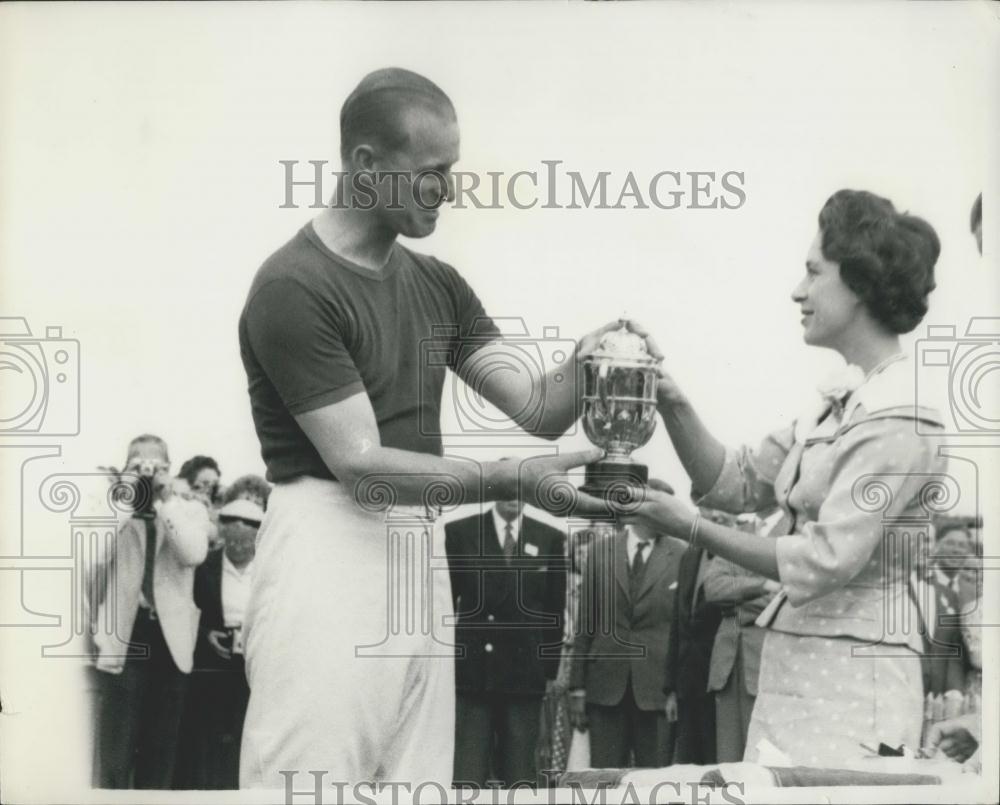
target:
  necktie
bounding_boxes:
[630,540,649,598]
[502,522,516,563]
[140,515,157,609]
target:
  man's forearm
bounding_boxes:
[532,358,584,438]
[337,447,519,508]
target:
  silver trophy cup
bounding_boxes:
[580,323,661,497]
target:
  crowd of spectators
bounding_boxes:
[87,436,984,789]
[87,434,269,790]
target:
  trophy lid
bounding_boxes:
[588,323,660,367]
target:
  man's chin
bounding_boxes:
[401,220,438,239]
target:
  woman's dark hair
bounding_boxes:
[178,455,221,487]
[223,474,272,510]
[818,189,939,334]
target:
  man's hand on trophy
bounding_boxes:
[613,319,665,361]
[575,319,665,362]
[515,449,611,517]
[609,320,690,409]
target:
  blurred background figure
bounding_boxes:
[446,494,567,788]
[912,526,968,746]
[923,711,981,772]
[178,455,222,504]
[931,525,974,598]
[663,508,728,765]
[90,434,212,789]
[957,545,982,726]
[970,192,982,255]
[178,455,224,549]
[222,474,272,510]
[175,489,266,789]
[541,526,598,778]
[702,509,784,762]
[569,521,683,768]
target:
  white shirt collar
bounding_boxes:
[626,527,654,560]
[222,551,253,577]
[932,565,958,592]
[492,508,522,547]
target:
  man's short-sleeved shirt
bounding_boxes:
[239,223,499,483]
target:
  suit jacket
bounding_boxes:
[918,574,968,695]
[446,511,567,696]
[570,531,683,711]
[192,548,244,673]
[91,496,210,674]
[663,545,723,702]
[702,556,773,696]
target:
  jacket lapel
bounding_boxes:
[481,512,501,557]
[615,532,630,601]
[635,538,673,603]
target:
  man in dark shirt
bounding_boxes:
[238,68,617,788]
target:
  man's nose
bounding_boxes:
[443,174,456,204]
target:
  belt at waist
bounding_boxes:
[274,475,443,522]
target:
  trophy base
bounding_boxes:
[580,460,648,498]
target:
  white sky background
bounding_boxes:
[0,1,996,502]
[0,2,998,800]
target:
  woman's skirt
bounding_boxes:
[744,630,923,767]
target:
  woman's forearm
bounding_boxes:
[694,518,780,581]
[658,397,726,495]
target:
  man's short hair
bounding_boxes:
[126,433,169,465]
[935,525,973,550]
[339,67,454,162]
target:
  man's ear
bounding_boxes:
[349,143,377,173]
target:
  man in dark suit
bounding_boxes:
[914,528,968,706]
[568,523,683,768]
[446,496,567,787]
[175,497,262,789]
[662,512,727,765]
[702,510,783,763]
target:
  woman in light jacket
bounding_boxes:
[612,189,946,766]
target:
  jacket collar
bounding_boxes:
[796,355,944,442]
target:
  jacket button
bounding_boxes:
[485,643,493,653]
[487,614,495,622]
